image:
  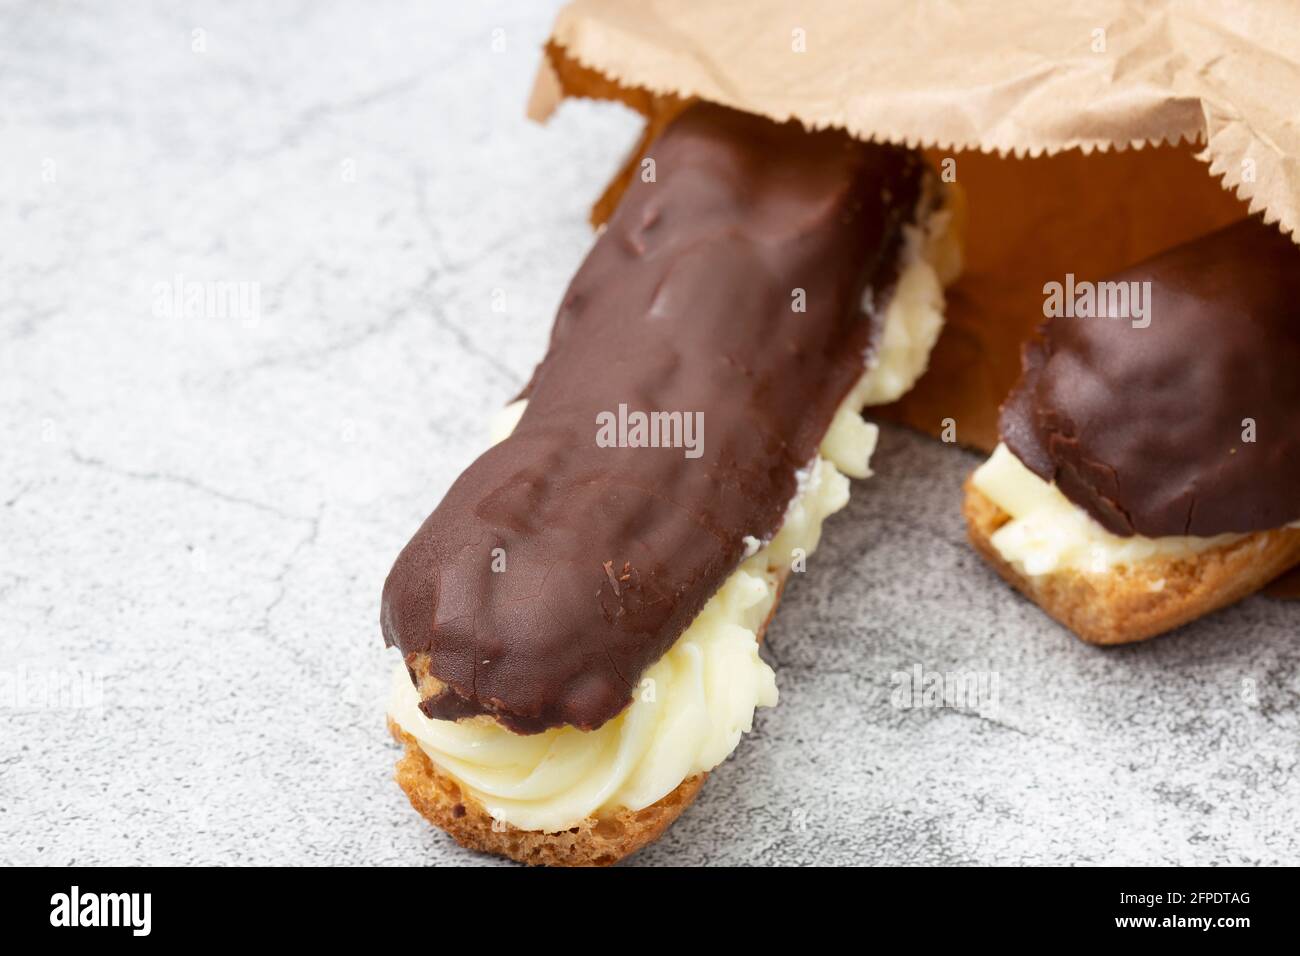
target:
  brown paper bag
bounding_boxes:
[527,0,1300,593]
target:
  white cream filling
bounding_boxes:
[971,443,1246,577]
[389,192,958,833]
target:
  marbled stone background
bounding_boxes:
[1,1,1296,866]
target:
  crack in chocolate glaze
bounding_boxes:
[1001,216,1300,538]
[381,103,925,732]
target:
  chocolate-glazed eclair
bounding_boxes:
[385,102,961,864]
[965,216,1300,645]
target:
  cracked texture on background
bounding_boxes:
[1,1,1297,867]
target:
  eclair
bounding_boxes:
[965,217,1300,645]
[381,103,961,865]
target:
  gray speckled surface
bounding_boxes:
[2,1,1297,867]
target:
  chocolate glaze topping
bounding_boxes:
[1001,216,1300,538]
[382,103,925,733]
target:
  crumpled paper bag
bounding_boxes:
[528,0,1298,451]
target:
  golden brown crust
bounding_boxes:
[390,719,705,867]
[390,576,788,866]
[963,477,1300,645]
